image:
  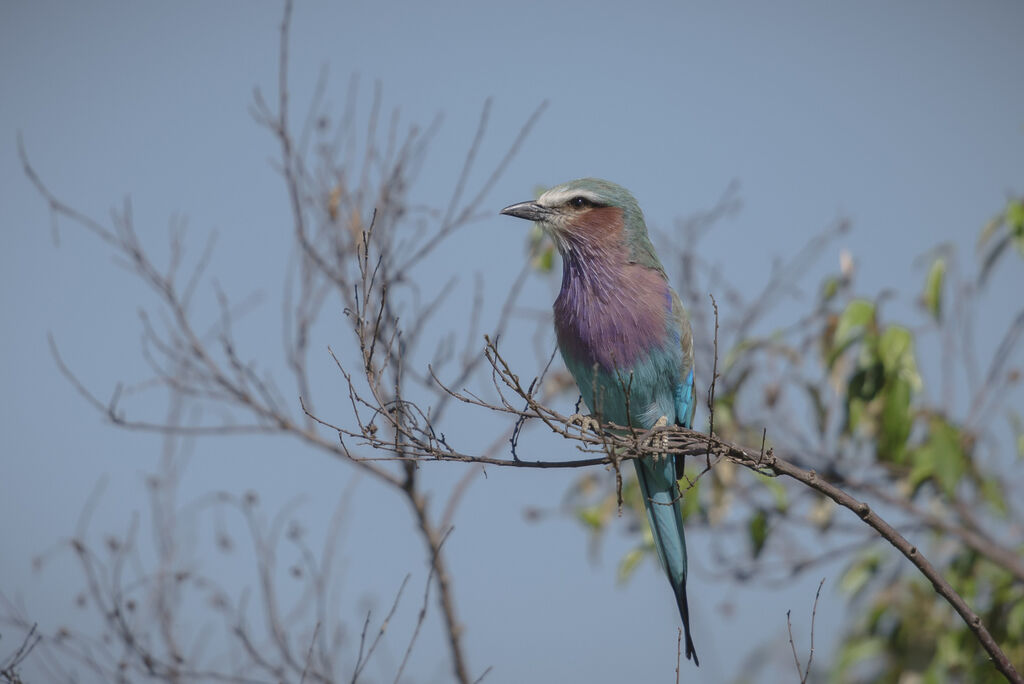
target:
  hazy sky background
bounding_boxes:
[2,1,1022,682]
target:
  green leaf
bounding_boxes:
[929,419,966,497]
[1008,599,1024,640]
[937,622,975,671]
[907,451,934,493]
[846,396,865,434]
[979,232,1012,286]
[755,473,789,513]
[617,547,645,584]
[923,257,945,321]
[821,276,839,302]
[679,470,701,521]
[831,299,875,365]
[840,552,881,597]
[977,197,1024,283]
[809,494,834,530]
[1007,198,1024,233]
[922,665,945,684]
[878,326,918,379]
[978,215,1002,249]
[805,382,828,438]
[710,396,735,433]
[865,601,888,633]
[980,476,1008,516]
[528,224,557,273]
[1012,413,1024,460]
[833,636,885,676]
[721,339,758,375]
[748,509,769,558]
[878,326,911,370]
[879,377,913,462]
[848,362,885,401]
[911,418,967,497]
[532,245,554,272]
[577,506,605,531]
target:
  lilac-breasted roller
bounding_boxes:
[501,178,698,665]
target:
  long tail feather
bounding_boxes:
[634,455,699,665]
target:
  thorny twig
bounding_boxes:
[787,578,825,684]
[0,624,40,684]
[706,293,720,470]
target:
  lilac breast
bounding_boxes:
[553,255,669,372]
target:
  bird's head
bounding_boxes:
[500,178,661,269]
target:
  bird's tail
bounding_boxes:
[634,455,699,666]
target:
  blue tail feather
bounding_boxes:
[634,455,699,665]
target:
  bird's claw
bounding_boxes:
[569,413,600,434]
[647,415,670,458]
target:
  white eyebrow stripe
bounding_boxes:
[537,187,604,208]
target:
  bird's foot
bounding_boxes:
[647,415,670,457]
[568,413,600,434]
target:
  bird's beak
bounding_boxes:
[500,201,553,222]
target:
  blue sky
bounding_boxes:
[2,1,1022,682]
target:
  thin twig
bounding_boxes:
[299,622,321,684]
[705,293,720,469]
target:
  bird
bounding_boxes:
[501,178,699,665]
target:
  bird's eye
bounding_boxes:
[570,196,592,209]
